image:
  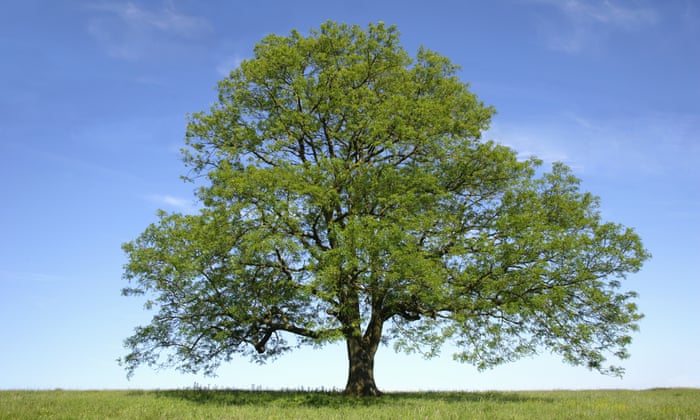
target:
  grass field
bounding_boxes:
[1,388,698,419]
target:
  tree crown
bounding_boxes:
[121,21,649,386]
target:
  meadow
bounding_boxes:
[1,388,698,419]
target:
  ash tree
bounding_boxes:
[120,21,649,397]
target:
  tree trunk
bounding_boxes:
[343,334,382,397]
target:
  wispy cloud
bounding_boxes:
[489,111,700,178]
[557,0,657,27]
[530,0,658,53]
[147,194,196,212]
[216,55,245,77]
[487,121,575,167]
[0,270,63,284]
[86,1,211,60]
[93,1,209,34]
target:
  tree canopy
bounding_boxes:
[121,21,649,396]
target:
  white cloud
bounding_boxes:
[488,111,700,178]
[530,0,658,53]
[216,55,245,77]
[86,1,211,60]
[89,1,211,36]
[118,2,206,34]
[556,0,657,27]
[486,121,574,167]
[0,270,63,284]
[147,194,196,212]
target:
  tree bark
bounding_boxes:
[343,334,382,397]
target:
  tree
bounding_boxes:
[120,21,649,397]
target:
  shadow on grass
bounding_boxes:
[148,388,550,408]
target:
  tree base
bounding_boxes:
[343,382,383,397]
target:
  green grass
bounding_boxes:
[1,388,698,419]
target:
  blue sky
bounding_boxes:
[1,0,698,391]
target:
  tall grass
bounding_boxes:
[1,388,698,419]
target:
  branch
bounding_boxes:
[381,297,439,322]
[253,322,341,353]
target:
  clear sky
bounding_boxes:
[1,0,698,391]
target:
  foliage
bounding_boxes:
[120,21,649,395]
